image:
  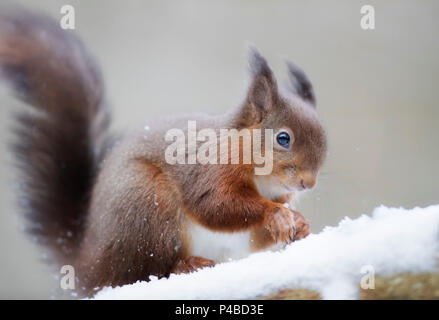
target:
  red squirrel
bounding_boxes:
[0,12,327,297]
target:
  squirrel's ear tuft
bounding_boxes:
[246,47,278,113]
[248,47,272,80]
[286,60,316,106]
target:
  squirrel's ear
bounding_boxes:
[286,60,316,106]
[246,48,278,113]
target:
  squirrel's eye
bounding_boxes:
[276,132,290,148]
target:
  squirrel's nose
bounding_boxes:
[300,176,316,189]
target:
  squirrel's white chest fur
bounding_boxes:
[186,177,289,263]
[186,220,252,262]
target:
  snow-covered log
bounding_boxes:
[93,205,439,300]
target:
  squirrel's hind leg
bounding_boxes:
[171,256,215,274]
[77,159,188,295]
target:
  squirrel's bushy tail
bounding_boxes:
[0,11,110,264]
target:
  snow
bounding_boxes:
[93,205,439,300]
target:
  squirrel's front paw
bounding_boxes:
[265,207,311,243]
[290,209,310,240]
[265,206,296,243]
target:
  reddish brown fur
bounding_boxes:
[1,12,327,297]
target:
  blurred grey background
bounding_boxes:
[0,0,438,299]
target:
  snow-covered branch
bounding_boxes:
[93,205,439,300]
